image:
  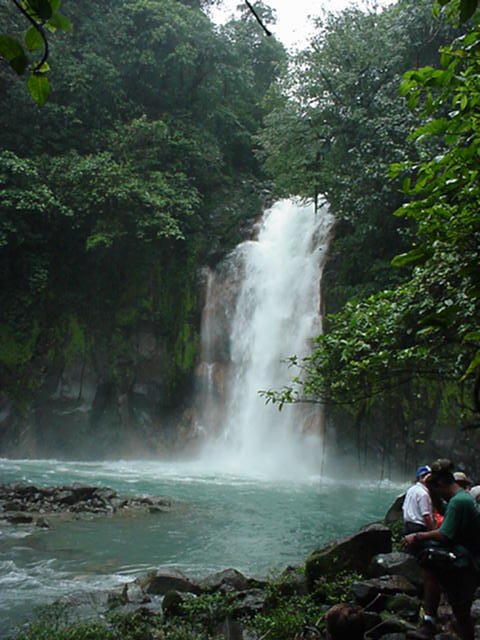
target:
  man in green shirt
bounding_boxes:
[401,459,480,640]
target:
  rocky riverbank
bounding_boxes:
[9,516,480,640]
[0,482,172,528]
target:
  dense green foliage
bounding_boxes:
[260,0,480,447]
[0,0,285,413]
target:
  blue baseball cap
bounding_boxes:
[416,465,431,479]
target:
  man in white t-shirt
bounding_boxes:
[402,464,440,639]
[403,464,434,535]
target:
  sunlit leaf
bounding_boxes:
[25,26,44,52]
[27,73,51,107]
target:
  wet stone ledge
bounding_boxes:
[0,482,172,527]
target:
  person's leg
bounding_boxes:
[445,568,476,640]
[422,568,440,619]
[451,602,474,640]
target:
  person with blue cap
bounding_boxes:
[403,465,434,536]
[402,464,440,638]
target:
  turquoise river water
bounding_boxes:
[0,458,402,636]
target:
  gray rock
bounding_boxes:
[384,494,405,525]
[162,590,188,617]
[124,582,150,604]
[199,568,250,593]
[370,552,422,585]
[231,589,267,617]
[274,566,308,597]
[4,500,24,511]
[365,615,416,639]
[35,516,50,528]
[305,523,392,588]
[351,576,418,609]
[56,490,77,505]
[5,512,34,524]
[384,593,421,621]
[135,568,201,596]
[472,599,480,618]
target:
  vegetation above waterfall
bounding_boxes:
[260,0,480,446]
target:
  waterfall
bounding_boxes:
[195,199,333,478]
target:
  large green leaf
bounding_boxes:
[26,0,53,20]
[27,74,51,107]
[460,0,478,21]
[391,246,426,268]
[0,36,29,74]
[25,26,44,52]
[48,12,72,32]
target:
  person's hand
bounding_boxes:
[400,533,416,549]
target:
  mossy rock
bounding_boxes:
[305,524,392,589]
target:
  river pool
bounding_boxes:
[0,458,402,636]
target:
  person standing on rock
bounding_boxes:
[402,465,435,537]
[402,464,442,639]
[401,459,480,640]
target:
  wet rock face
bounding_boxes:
[0,319,201,460]
[0,482,172,525]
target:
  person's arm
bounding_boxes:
[423,513,434,531]
[400,528,448,549]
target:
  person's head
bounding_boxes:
[453,471,472,490]
[470,485,480,502]
[426,458,457,499]
[325,603,365,640]
[416,465,431,484]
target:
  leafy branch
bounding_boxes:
[0,0,71,106]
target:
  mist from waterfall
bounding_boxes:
[196,199,333,479]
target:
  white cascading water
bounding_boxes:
[197,199,333,478]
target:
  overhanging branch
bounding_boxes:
[244,1,272,36]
